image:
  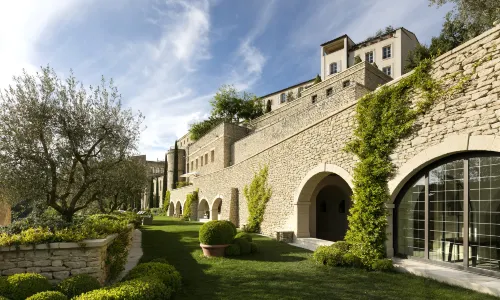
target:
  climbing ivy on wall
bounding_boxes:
[164,190,171,214]
[343,53,493,267]
[182,189,199,221]
[243,165,272,233]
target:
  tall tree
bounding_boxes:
[173,141,179,189]
[0,66,143,221]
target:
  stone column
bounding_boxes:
[385,203,395,257]
[295,202,311,238]
[229,188,239,227]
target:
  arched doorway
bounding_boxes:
[295,164,353,241]
[198,199,210,220]
[168,201,174,216]
[211,198,222,221]
[394,152,500,276]
[175,201,182,217]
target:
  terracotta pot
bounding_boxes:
[200,243,229,257]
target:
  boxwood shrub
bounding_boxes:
[313,242,352,267]
[224,244,241,256]
[371,259,394,271]
[122,262,181,293]
[57,274,100,299]
[26,291,68,300]
[7,273,52,300]
[199,220,235,245]
[0,296,9,300]
[234,232,252,242]
[0,277,9,298]
[75,277,170,300]
[250,242,258,254]
[233,237,251,255]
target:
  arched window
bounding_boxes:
[280,93,286,103]
[395,152,500,275]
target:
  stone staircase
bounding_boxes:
[289,238,334,251]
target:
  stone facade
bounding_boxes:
[168,25,500,259]
[0,232,123,284]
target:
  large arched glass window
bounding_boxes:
[395,153,500,276]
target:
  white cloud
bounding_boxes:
[0,0,89,88]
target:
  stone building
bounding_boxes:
[134,155,165,210]
[166,25,500,277]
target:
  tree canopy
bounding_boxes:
[0,66,143,221]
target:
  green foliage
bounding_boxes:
[221,220,237,237]
[243,165,272,233]
[6,273,52,300]
[312,242,351,267]
[286,90,295,102]
[106,229,132,282]
[234,232,252,242]
[199,220,235,245]
[123,262,182,293]
[233,237,251,255]
[182,193,194,221]
[57,275,100,299]
[164,191,171,214]
[189,117,223,141]
[225,243,241,256]
[176,181,192,189]
[250,242,258,254]
[0,277,9,298]
[26,291,68,300]
[75,277,171,300]
[354,56,362,64]
[173,141,179,189]
[313,74,321,84]
[371,259,394,271]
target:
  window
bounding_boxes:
[365,51,374,63]
[201,156,203,166]
[191,161,194,171]
[382,45,391,59]
[280,93,286,103]
[196,159,198,169]
[382,66,392,76]
[343,80,351,88]
[298,87,303,98]
[205,153,208,165]
[311,95,317,104]
[329,62,338,74]
[211,150,215,162]
[326,88,333,96]
[396,153,500,275]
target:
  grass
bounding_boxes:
[140,216,497,300]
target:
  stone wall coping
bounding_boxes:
[0,224,133,252]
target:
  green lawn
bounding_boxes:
[140,217,496,300]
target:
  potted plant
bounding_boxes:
[199,220,236,257]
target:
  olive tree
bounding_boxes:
[0,66,143,221]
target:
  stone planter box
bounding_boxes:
[142,216,153,225]
[0,227,132,284]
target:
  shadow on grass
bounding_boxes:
[227,236,310,263]
[140,219,219,299]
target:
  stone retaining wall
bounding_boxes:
[0,230,127,284]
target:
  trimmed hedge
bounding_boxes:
[0,277,9,298]
[26,291,68,300]
[199,221,235,245]
[233,237,251,255]
[6,273,52,300]
[0,296,9,300]
[234,232,252,242]
[250,242,258,254]
[123,262,182,293]
[75,277,170,300]
[57,274,100,299]
[225,244,241,256]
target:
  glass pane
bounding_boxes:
[397,176,425,258]
[469,156,500,272]
[428,159,464,265]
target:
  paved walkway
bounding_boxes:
[393,258,500,297]
[116,229,143,281]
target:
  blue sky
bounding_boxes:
[0,0,452,160]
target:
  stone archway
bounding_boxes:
[198,199,210,220]
[294,163,353,240]
[175,201,182,217]
[211,198,222,221]
[168,201,174,216]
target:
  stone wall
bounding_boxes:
[0,232,122,284]
[169,25,500,250]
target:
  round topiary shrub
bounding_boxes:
[233,237,251,255]
[7,273,52,300]
[26,291,68,300]
[75,277,170,300]
[199,220,235,245]
[221,220,237,237]
[250,242,258,253]
[57,274,100,299]
[224,244,241,256]
[0,276,10,298]
[123,262,181,293]
[234,232,252,242]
